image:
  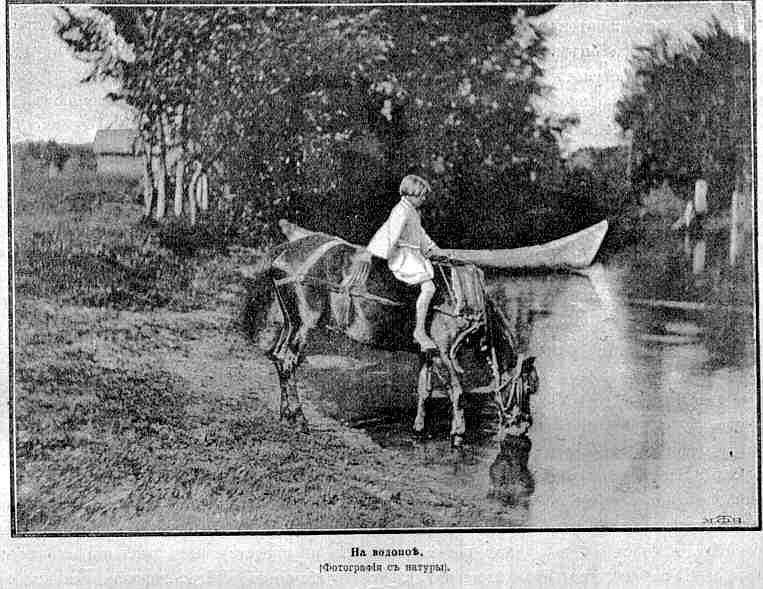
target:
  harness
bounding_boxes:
[274,240,486,316]
[273,240,493,371]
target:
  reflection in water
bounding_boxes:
[702,307,753,368]
[488,434,535,512]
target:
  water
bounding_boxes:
[305,262,758,528]
[484,264,758,527]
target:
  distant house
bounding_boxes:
[93,129,144,177]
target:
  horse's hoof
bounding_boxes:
[451,434,464,448]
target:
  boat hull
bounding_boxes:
[438,220,609,270]
[278,218,609,270]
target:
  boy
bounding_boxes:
[366,174,441,350]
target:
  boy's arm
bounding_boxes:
[421,228,439,257]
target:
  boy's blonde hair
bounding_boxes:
[399,174,431,198]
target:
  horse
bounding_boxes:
[240,230,538,446]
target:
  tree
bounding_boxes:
[615,21,751,211]
[56,6,571,247]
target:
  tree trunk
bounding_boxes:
[173,105,187,218]
[142,150,154,218]
[155,119,168,220]
[139,120,155,219]
[198,173,209,211]
[174,154,185,217]
[188,163,201,226]
[155,154,166,220]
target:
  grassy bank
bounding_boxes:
[13,168,523,532]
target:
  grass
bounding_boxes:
[13,168,196,311]
[13,301,489,531]
[14,346,397,531]
[12,165,514,532]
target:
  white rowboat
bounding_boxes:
[278,218,609,270]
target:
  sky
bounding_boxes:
[7,2,754,149]
[535,2,752,150]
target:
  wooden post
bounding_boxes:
[729,172,750,267]
[730,185,740,266]
[692,240,706,275]
[691,179,708,275]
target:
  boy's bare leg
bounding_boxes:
[413,280,437,350]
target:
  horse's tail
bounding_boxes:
[240,256,277,342]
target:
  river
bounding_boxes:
[485,264,758,527]
[305,263,758,528]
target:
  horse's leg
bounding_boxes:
[269,286,299,426]
[275,283,324,433]
[268,282,291,362]
[444,355,466,447]
[413,356,432,433]
[266,283,309,431]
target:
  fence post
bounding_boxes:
[691,179,707,275]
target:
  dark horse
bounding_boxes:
[241,230,538,446]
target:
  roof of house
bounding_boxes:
[93,129,142,156]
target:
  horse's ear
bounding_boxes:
[522,356,536,369]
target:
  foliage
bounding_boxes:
[55,6,574,247]
[615,21,751,210]
[560,146,639,249]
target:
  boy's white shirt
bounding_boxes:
[367,197,435,259]
[367,197,436,285]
